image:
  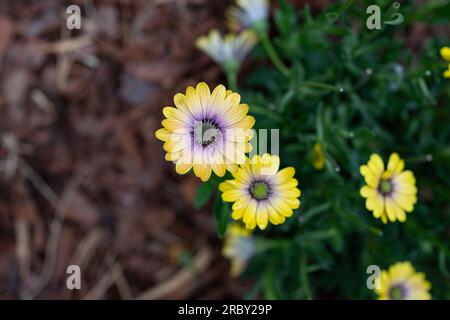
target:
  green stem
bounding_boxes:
[300,250,313,299]
[259,31,289,77]
[225,69,238,92]
[301,81,341,92]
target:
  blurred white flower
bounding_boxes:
[226,0,269,32]
[196,29,258,69]
[222,223,257,277]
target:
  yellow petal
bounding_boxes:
[256,204,269,230]
[387,153,404,175]
[155,128,172,141]
[275,167,296,184]
[162,106,190,123]
[368,154,385,177]
[223,104,249,125]
[219,180,235,192]
[193,164,212,182]
[270,198,293,217]
[231,206,246,220]
[196,82,211,116]
[161,119,189,132]
[392,192,415,212]
[360,185,377,198]
[283,197,301,209]
[280,188,301,198]
[360,165,379,188]
[275,178,298,190]
[163,139,186,153]
[267,204,284,225]
[212,163,226,177]
[175,161,192,175]
[210,85,226,108]
[385,197,401,222]
[236,115,256,130]
[222,189,243,202]
[243,200,257,229]
[185,86,202,116]
[395,170,416,185]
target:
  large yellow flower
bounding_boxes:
[376,262,431,300]
[222,223,257,277]
[219,154,301,230]
[155,82,255,181]
[360,153,417,223]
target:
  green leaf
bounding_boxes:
[213,196,229,238]
[194,181,213,209]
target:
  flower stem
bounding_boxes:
[224,61,239,91]
[225,69,238,92]
[300,250,313,299]
[301,81,341,92]
[259,31,289,77]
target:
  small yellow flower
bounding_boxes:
[376,262,431,300]
[219,154,301,230]
[196,29,258,68]
[222,223,257,277]
[444,64,450,78]
[155,82,255,182]
[360,153,417,223]
[440,46,450,61]
[312,142,325,170]
[226,0,269,32]
[440,47,450,78]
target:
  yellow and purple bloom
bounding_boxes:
[155,82,255,181]
[360,153,417,223]
[376,262,431,300]
[219,154,301,230]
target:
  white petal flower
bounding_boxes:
[196,29,258,68]
[222,223,257,276]
[226,0,269,32]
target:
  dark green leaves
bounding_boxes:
[213,193,229,238]
[194,181,213,209]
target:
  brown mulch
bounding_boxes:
[0,0,254,300]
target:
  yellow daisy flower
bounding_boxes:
[312,142,325,170]
[222,223,257,277]
[155,82,255,182]
[196,29,258,68]
[376,261,431,300]
[226,0,269,32]
[219,154,301,230]
[360,153,417,224]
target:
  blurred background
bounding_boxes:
[0,0,250,299]
[0,0,447,300]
